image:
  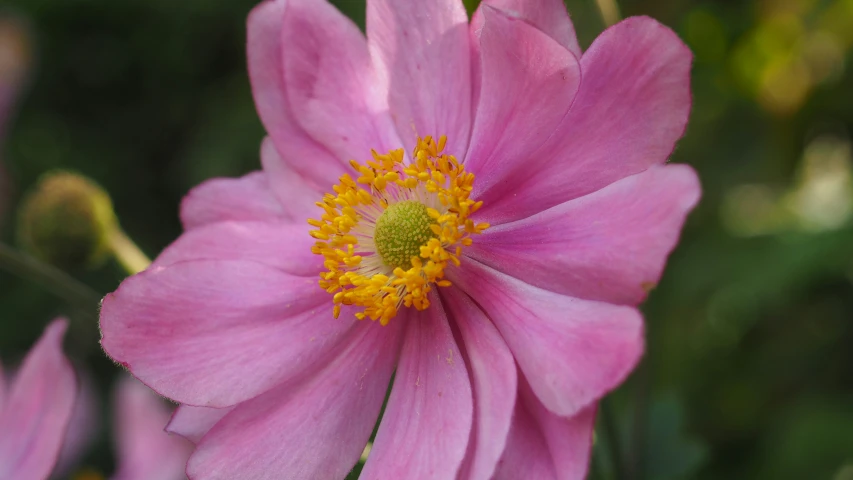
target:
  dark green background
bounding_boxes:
[1,0,851,478]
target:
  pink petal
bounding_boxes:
[450,259,643,417]
[259,137,322,222]
[468,165,700,305]
[367,0,472,154]
[100,259,358,408]
[0,319,76,480]
[187,320,403,480]
[494,374,596,480]
[112,377,192,480]
[476,16,693,224]
[180,171,284,230]
[442,288,516,480]
[361,303,473,479]
[472,0,582,57]
[54,372,99,476]
[247,0,347,188]
[465,5,581,195]
[153,221,322,277]
[166,405,233,444]
[522,376,596,479]
[492,387,557,479]
[280,0,401,163]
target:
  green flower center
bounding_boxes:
[374,200,435,269]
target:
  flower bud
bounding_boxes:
[17,171,117,269]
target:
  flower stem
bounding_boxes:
[107,226,151,275]
[0,242,102,310]
[594,0,621,27]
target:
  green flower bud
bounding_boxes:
[17,171,118,269]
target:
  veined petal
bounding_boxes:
[472,0,582,57]
[361,302,473,479]
[100,259,358,408]
[187,320,403,480]
[494,374,596,480]
[367,0,472,155]
[281,0,401,162]
[476,16,693,224]
[166,405,234,444]
[450,259,643,417]
[180,171,285,230]
[492,387,557,480]
[153,221,322,277]
[247,0,347,187]
[442,288,516,480]
[0,319,76,480]
[259,137,322,222]
[468,165,700,305]
[465,6,581,190]
[112,377,192,480]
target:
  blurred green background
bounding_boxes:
[0,0,851,478]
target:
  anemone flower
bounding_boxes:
[100,0,700,478]
[0,319,76,480]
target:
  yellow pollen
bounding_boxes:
[308,135,489,325]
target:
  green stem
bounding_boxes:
[0,242,102,310]
[594,0,622,26]
[108,226,151,275]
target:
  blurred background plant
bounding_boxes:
[0,0,851,479]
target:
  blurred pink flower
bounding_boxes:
[110,377,192,480]
[57,375,191,480]
[53,372,100,478]
[0,319,76,480]
[0,320,190,480]
[100,0,700,478]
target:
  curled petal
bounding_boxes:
[476,16,693,223]
[443,288,517,480]
[166,404,233,445]
[361,303,474,479]
[450,260,643,417]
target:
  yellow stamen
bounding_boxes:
[308,135,489,325]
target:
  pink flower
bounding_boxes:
[110,377,192,480]
[99,0,700,478]
[0,319,190,479]
[56,374,191,480]
[0,319,76,480]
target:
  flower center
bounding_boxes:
[308,136,489,325]
[374,200,436,269]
